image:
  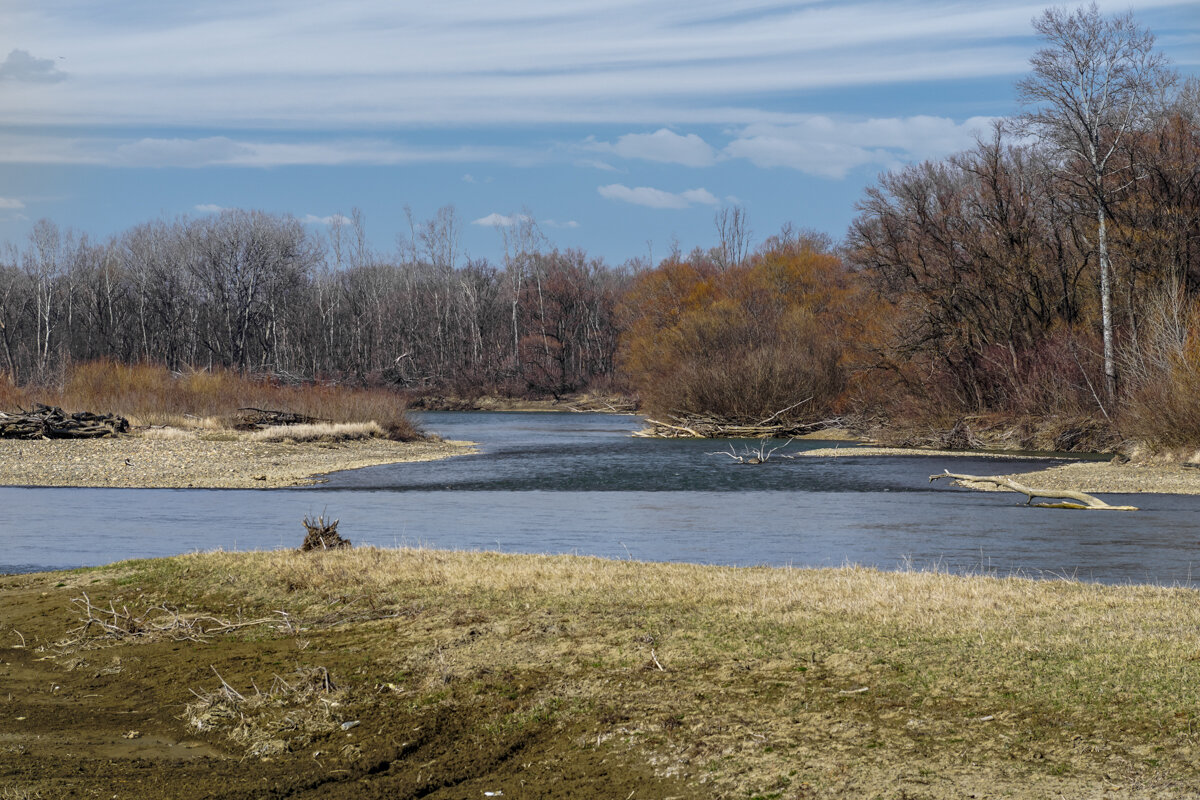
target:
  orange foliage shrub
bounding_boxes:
[620,238,869,422]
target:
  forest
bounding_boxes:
[1,6,1197,451]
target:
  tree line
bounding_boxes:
[1,5,1197,447]
[0,208,628,398]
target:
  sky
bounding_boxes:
[1,0,1197,266]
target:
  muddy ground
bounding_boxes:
[0,576,696,800]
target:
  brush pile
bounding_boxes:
[0,403,130,439]
[299,515,351,551]
[635,413,845,439]
[232,407,322,430]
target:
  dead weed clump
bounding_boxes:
[185,666,347,758]
[246,421,384,443]
[55,591,285,653]
[298,515,351,552]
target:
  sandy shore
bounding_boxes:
[0,434,475,488]
[799,444,1200,494]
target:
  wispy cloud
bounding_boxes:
[598,184,718,209]
[472,212,533,227]
[0,132,528,168]
[589,129,717,167]
[0,49,66,84]
[8,1,1193,129]
[302,213,351,226]
[193,203,227,213]
[724,115,998,178]
[0,198,25,210]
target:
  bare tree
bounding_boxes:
[1017,2,1175,398]
[713,206,752,270]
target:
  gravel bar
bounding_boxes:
[0,436,475,489]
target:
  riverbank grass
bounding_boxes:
[5,551,1200,798]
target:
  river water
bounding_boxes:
[2,411,1199,584]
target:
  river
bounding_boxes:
[2,411,1198,584]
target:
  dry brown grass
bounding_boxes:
[4,360,420,439]
[103,548,1200,798]
[244,421,384,443]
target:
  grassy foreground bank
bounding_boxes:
[3,550,1199,799]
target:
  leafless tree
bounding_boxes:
[1017,2,1176,398]
[713,206,752,271]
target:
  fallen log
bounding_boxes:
[929,470,1137,511]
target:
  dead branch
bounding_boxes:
[929,470,1137,511]
[756,397,813,426]
[57,591,285,650]
[707,437,795,464]
[639,417,703,438]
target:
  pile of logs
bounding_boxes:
[0,404,130,439]
[635,414,845,439]
[232,407,322,430]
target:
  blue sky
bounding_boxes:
[1,0,1196,265]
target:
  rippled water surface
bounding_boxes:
[3,411,1199,584]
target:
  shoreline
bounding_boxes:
[0,435,475,489]
[797,444,1200,495]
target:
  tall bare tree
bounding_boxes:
[1017,2,1175,399]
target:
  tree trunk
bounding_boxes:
[1097,202,1117,399]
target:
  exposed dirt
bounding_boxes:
[0,575,700,800]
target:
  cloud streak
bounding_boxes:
[724,115,999,178]
[598,184,718,209]
[5,1,1193,129]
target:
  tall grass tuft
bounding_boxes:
[1121,287,1200,450]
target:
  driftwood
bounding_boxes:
[708,438,794,464]
[929,470,1137,511]
[634,401,841,440]
[0,404,129,440]
[233,407,323,430]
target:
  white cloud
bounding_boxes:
[472,212,533,227]
[0,49,66,84]
[543,219,580,229]
[0,198,25,210]
[193,203,226,213]
[724,115,998,178]
[598,184,718,209]
[302,213,352,226]
[595,129,716,167]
